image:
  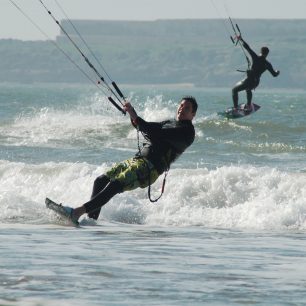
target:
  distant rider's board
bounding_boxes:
[221,103,261,119]
[45,197,79,226]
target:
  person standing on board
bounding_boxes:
[62,96,198,224]
[232,36,280,112]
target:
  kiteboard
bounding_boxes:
[45,197,79,226]
[220,103,261,119]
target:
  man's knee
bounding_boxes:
[94,175,109,188]
[232,84,242,97]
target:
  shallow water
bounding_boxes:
[1,224,306,306]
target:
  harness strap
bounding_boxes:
[136,126,169,203]
[147,163,168,203]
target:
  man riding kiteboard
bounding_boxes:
[56,96,198,224]
[232,36,280,112]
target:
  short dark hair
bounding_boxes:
[261,46,269,56]
[181,96,198,113]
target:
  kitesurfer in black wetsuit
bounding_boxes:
[65,96,197,223]
[232,36,280,111]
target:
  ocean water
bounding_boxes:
[1,82,306,305]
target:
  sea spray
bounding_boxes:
[2,159,306,230]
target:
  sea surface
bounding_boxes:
[1,82,306,305]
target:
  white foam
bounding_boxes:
[142,166,306,230]
[0,93,181,149]
[0,159,108,224]
[0,106,122,148]
[2,160,305,230]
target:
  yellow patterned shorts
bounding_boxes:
[105,157,160,192]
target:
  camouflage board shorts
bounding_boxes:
[105,157,160,192]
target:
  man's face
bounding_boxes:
[176,100,195,121]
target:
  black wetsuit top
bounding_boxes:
[241,38,279,86]
[134,117,195,174]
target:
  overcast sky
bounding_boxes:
[1,0,306,40]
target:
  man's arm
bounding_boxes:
[266,62,280,77]
[124,101,164,134]
[239,37,257,60]
[124,101,138,126]
[124,101,194,150]
[137,118,195,152]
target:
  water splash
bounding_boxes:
[1,160,306,230]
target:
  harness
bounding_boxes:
[136,126,169,203]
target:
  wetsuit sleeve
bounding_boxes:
[241,38,257,61]
[134,116,163,132]
[266,61,279,77]
[136,117,195,152]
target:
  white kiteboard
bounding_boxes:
[45,197,79,226]
[220,103,261,119]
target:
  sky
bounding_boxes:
[1,0,306,40]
